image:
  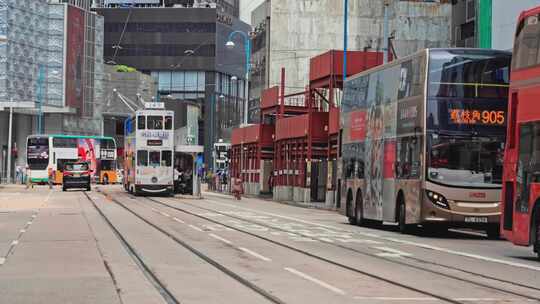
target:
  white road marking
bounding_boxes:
[0,257,5,265]
[374,247,412,257]
[26,222,32,225]
[11,240,18,246]
[238,247,272,262]
[151,208,158,212]
[31,215,37,218]
[354,296,434,301]
[209,233,233,245]
[172,217,185,224]
[188,224,203,232]
[19,229,26,233]
[44,190,53,203]
[284,267,346,295]
[384,237,540,272]
[159,211,171,217]
[206,198,540,272]
[448,229,486,237]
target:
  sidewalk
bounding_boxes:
[202,189,336,211]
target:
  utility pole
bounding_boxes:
[6,100,13,184]
[343,0,349,82]
[383,0,391,64]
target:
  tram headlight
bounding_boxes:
[426,190,450,210]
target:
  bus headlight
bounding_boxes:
[426,190,450,210]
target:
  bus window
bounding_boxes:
[137,116,146,130]
[101,138,116,149]
[149,151,160,166]
[161,151,172,167]
[137,150,148,166]
[52,138,77,148]
[165,116,173,130]
[513,15,540,70]
[148,116,163,130]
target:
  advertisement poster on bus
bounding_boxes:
[66,6,85,111]
[349,111,367,141]
[77,139,98,174]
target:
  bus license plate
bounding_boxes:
[464,217,488,223]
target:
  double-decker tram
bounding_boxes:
[501,6,540,259]
[26,135,117,184]
[124,105,174,195]
[339,48,511,237]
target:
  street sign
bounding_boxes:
[144,102,165,109]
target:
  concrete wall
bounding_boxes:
[240,0,265,24]
[268,0,451,93]
[492,0,540,50]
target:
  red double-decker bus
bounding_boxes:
[501,6,540,260]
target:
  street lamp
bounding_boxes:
[225,30,251,126]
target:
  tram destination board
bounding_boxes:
[147,139,163,146]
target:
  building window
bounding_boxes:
[466,0,476,22]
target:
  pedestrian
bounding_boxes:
[174,167,181,194]
[15,165,21,184]
[25,165,33,189]
[47,166,54,189]
[268,173,274,193]
[232,178,243,200]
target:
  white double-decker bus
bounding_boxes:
[124,104,174,195]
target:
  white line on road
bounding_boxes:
[206,198,540,272]
[374,247,412,257]
[31,215,37,218]
[209,233,233,245]
[19,229,25,233]
[284,267,346,295]
[0,257,5,265]
[238,247,272,262]
[11,240,18,246]
[354,296,434,301]
[188,224,203,232]
[26,222,32,225]
[172,217,185,224]
[159,211,171,217]
[384,237,540,272]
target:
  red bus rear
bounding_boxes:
[501,5,540,260]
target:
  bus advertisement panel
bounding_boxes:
[339,49,510,238]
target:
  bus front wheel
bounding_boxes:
[397,197,412,234]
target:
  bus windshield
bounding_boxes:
[27,137,49,170]
[429,50,510,99]
[428,135,504,188]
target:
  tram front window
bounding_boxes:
[428,135,504,188]
[161,151,172,167]
[137,150,148,166]
[147,116,163,130]
[149,151,160,167]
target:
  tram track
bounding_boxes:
[141,195,540,303]
[83,191,180,304]
[90,190,286,304]
[125,194,465,304]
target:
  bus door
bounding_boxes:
[513,123,540,245]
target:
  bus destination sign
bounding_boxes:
[449,109,505,126]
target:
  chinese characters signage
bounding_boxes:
[449,109,505,126]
